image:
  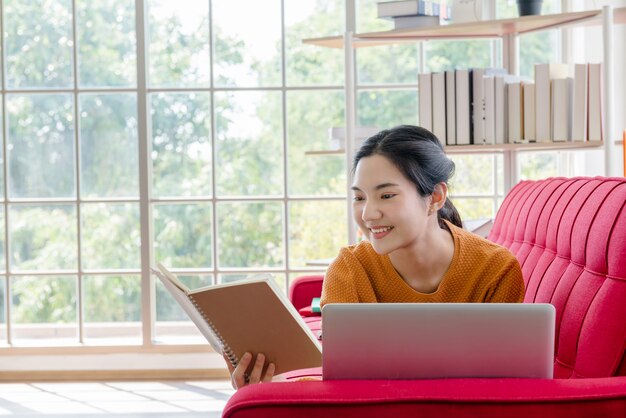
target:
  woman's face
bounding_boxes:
[352,154,431,255]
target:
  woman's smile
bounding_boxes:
[369,225,394,239]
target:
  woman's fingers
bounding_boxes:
[226,352,275,389]
[262,362,275,383]
[248,353,266,383]
[231,352,253,389]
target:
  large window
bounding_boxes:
[0,0,347,347]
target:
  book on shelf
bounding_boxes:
[472,68,507,144]
[551,78,573,142]
[431,72,447,145]
[523,83,536,142]
[377,0,441,18]
[152,263,322,376]
[507,81,524,143]
[455,69,471,145]
[571,63,588,142]
[392,14,439,29]
[535,63,568,142]
[494,75,508,144]
[588,63,603,142]
[483,75,496,144]
[418,72,433,131]
[445,70,456,145]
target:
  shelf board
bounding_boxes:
[306,141,604,155]
[305,149,345,155]
[444,140,603,154]
[303,7,626,49]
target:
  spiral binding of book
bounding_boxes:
[189,296,239,368]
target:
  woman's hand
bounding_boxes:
[225,352,276,390]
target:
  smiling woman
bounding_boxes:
[321,125,525,302]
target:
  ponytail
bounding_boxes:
[438,198,462,230]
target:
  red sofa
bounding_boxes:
[223,177,626,417]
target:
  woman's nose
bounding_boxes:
[361,200,381,221]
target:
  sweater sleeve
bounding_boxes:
[485,257,525,303]
[320,250,361,306]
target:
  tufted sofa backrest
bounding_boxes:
[488,177,626,379]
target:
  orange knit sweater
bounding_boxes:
[321,221,524,305]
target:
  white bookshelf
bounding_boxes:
[304,8,626,48]
[303,5,624,243]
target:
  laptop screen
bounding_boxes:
[321,303,555,380]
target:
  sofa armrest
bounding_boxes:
[223,377,626,418]
[288,275,324,312]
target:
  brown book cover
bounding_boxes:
[154,263,322,376]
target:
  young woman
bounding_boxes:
[228,125,524,388]
[322,124,524,304]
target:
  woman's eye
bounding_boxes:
[353,196,364,202]
[381,194,395,199]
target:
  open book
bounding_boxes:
[152,263,322,375]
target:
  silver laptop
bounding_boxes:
[322,303,555,380]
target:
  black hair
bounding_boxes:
[353,125,462,230]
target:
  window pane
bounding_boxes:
[147,0,210,87]
[153,204,213,269]
[213,0,281,87]
[0,99,4,199]
[10,205,77,271]
[0,279,5,341]
[11,276,77,343]
[217,202,284,268]
[80,93,138,198]
[76,0,136,87]
[358,90,417,128]
[287,90,345,196]
[220,273,286,293]
[81,203,140,270]
[425,40,492,72]
[518,152,558,180]
[215,91,283,196]
[519,31,559,78]
[155,274,213,343]
[449,154,494,195]
[289,201,346,268]
[83,275,141,341]
[358,45,420,85]
[151,93,212,197]
[4,0,73,88]
[357,0,392,32]
[285,0,344,86]
[497,154,504,196]
[453,197,495,221]
[7,94,75,198]
[0,208,5,272]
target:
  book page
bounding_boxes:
[156,262,190,293]
[152,267,223,354]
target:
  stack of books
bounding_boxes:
[417,63,603,146]
[377,0,451,30]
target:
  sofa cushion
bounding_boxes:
[223,377,626,418]
[488,177,626,378]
